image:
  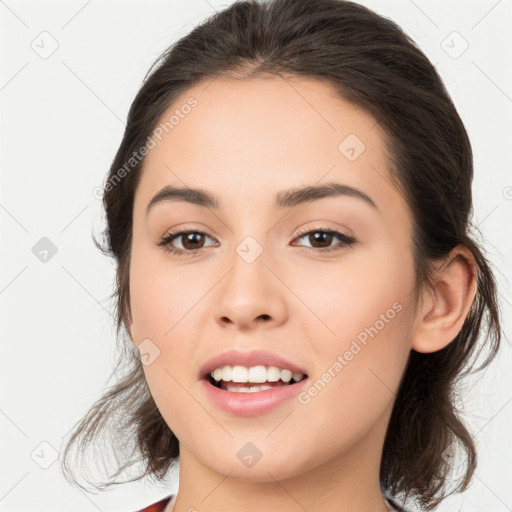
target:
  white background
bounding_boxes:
[1,0,511,511]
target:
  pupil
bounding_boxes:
[311,232,331,248]
[184,233,203,249]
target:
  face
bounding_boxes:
[129,75,418,482]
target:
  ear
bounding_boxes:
[411,244,478,353]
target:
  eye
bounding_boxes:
[158,226,357,257]
[292,227,357,253]
[158,230,217,256]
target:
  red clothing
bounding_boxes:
[135,494,408,511]
[136,494,173,512]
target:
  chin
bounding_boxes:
[197,447,313,483]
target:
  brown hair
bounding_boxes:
[59,1,502,509]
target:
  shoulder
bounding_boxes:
[133,494,174,512]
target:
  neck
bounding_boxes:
[166,408,394,512]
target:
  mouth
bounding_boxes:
[200,359,310,415]
[204,369,308,393]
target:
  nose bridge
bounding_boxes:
[225,205,273,272]
[213,224,287,328]
[225,230,271,298]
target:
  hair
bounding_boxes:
[59,0,503,510]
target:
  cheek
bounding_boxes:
[128,246,208,425]
[290,245,414,343]
[290,245,416,413]
[129,244,197,342]
[289,267,414,464]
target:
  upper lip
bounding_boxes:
[199,349,308,379]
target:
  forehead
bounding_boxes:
[135,75,408,224]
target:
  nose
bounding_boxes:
[213,243,288,331]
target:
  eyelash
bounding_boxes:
[158,227,357,257]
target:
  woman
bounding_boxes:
[59,1,502,511]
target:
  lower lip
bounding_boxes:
[201,377,308,416]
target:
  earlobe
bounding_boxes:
[411,245,477,354]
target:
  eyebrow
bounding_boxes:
[146,181,378,216]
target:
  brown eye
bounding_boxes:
[158,230,217,256]
[306,231,334,249]
[180,232,206,250]
[293,227,357,252]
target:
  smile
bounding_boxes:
[209,364,306,392]
[202,369,309,416]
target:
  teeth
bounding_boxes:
[212,368,223,382]
[226,384,274,393]
[267,366,281,382]
[281,369,292,383]
[210,365,305,384]
[249,365,267,383]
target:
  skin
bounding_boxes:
[128,75,477,512]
